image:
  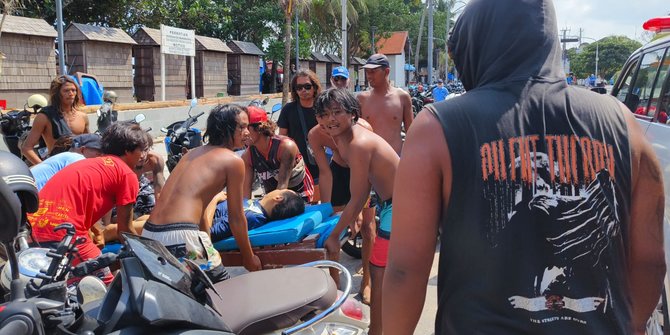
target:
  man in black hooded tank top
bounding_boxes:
[382,1,666,334]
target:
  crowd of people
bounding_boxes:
[13,0,667,334]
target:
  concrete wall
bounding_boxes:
[0,34,56,108]
[201,51,228,98]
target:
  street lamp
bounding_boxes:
[581,37,599,80]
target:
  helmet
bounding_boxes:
[26,94,48,110]
[0,151,39,213]
[103,91,118,104]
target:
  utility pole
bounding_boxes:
[295,10,299,70]
[371,26,377,54]
[341,0,347,67]
[56,0,66,75]
[427,0,434,83]
[445,2,450,79]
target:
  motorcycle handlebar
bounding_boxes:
[194,111,205,119]
[72,252,118,277]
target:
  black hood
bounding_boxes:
[448,0,564,91]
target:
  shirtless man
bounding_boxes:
[308,117,376,303]
[357,54,413,155]
[22,76,90,164]
[315,88,399,335]
[143,104,262,282]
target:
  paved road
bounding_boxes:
[144,101,440,334]
[2,97,440,334]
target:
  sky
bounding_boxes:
[552,0,670,43]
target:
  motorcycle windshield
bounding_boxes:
[122,233,196,300]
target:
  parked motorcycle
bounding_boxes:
[95,90,119,134]
[162,98,204,172]
[0,94,48,161]
[0,176,369,334]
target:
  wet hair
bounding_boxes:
[101,121,153,156]
[48,135,74,157]
[204,104,248,146]
[49,76,82,111]
[290,69,322,103]
[252,119,277,137]
[269,190,305,221]
[314,88,360,122]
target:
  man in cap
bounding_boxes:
[31,133,104,190]
[331,66,350,89]
[357,53,413,155]
[432,79,449,102]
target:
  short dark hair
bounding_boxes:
[269,190,305,221]
[204,104,247,146]
[314,88,360,122]
[101,121,152,156]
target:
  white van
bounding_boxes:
[611,16,670,329]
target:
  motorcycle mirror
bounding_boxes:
[262,97,270,105]
[160,127,168,133]
[190,98,198,108]
[134,114,146,123]
[271,103,282,114]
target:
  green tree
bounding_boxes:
[568,36,641,81]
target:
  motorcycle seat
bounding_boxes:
[208,266,337,335]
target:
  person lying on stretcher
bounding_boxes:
[102,189,305,243]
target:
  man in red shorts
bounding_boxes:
[28,122,152,284]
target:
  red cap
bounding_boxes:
[247,106,268,124]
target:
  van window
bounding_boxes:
[654,50,670,124]
[616,57,640,104]
[627,49,667,116]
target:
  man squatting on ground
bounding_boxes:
[315,88,399,335]
[28,122,152,284]
[383,0,666,334]
[142,104,262,283]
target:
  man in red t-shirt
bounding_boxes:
[28,122,152,283]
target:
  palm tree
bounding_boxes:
[279,0,311,105]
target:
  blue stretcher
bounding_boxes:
[102,203,347,269]
[216,203,348,268]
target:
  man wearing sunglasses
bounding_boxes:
[278,69,323,202]
[331,66,350,89]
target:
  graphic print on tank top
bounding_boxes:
[481,134,620,324]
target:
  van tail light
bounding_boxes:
[643,17,670,32]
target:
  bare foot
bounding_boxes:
[359,285,371,305]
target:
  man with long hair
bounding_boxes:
[278,69,323,202]
[22,75,90,164]
[143,104,261,283]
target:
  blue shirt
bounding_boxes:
[30,152,85,190]
[433,86,449,102]
[210,198,268,242]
